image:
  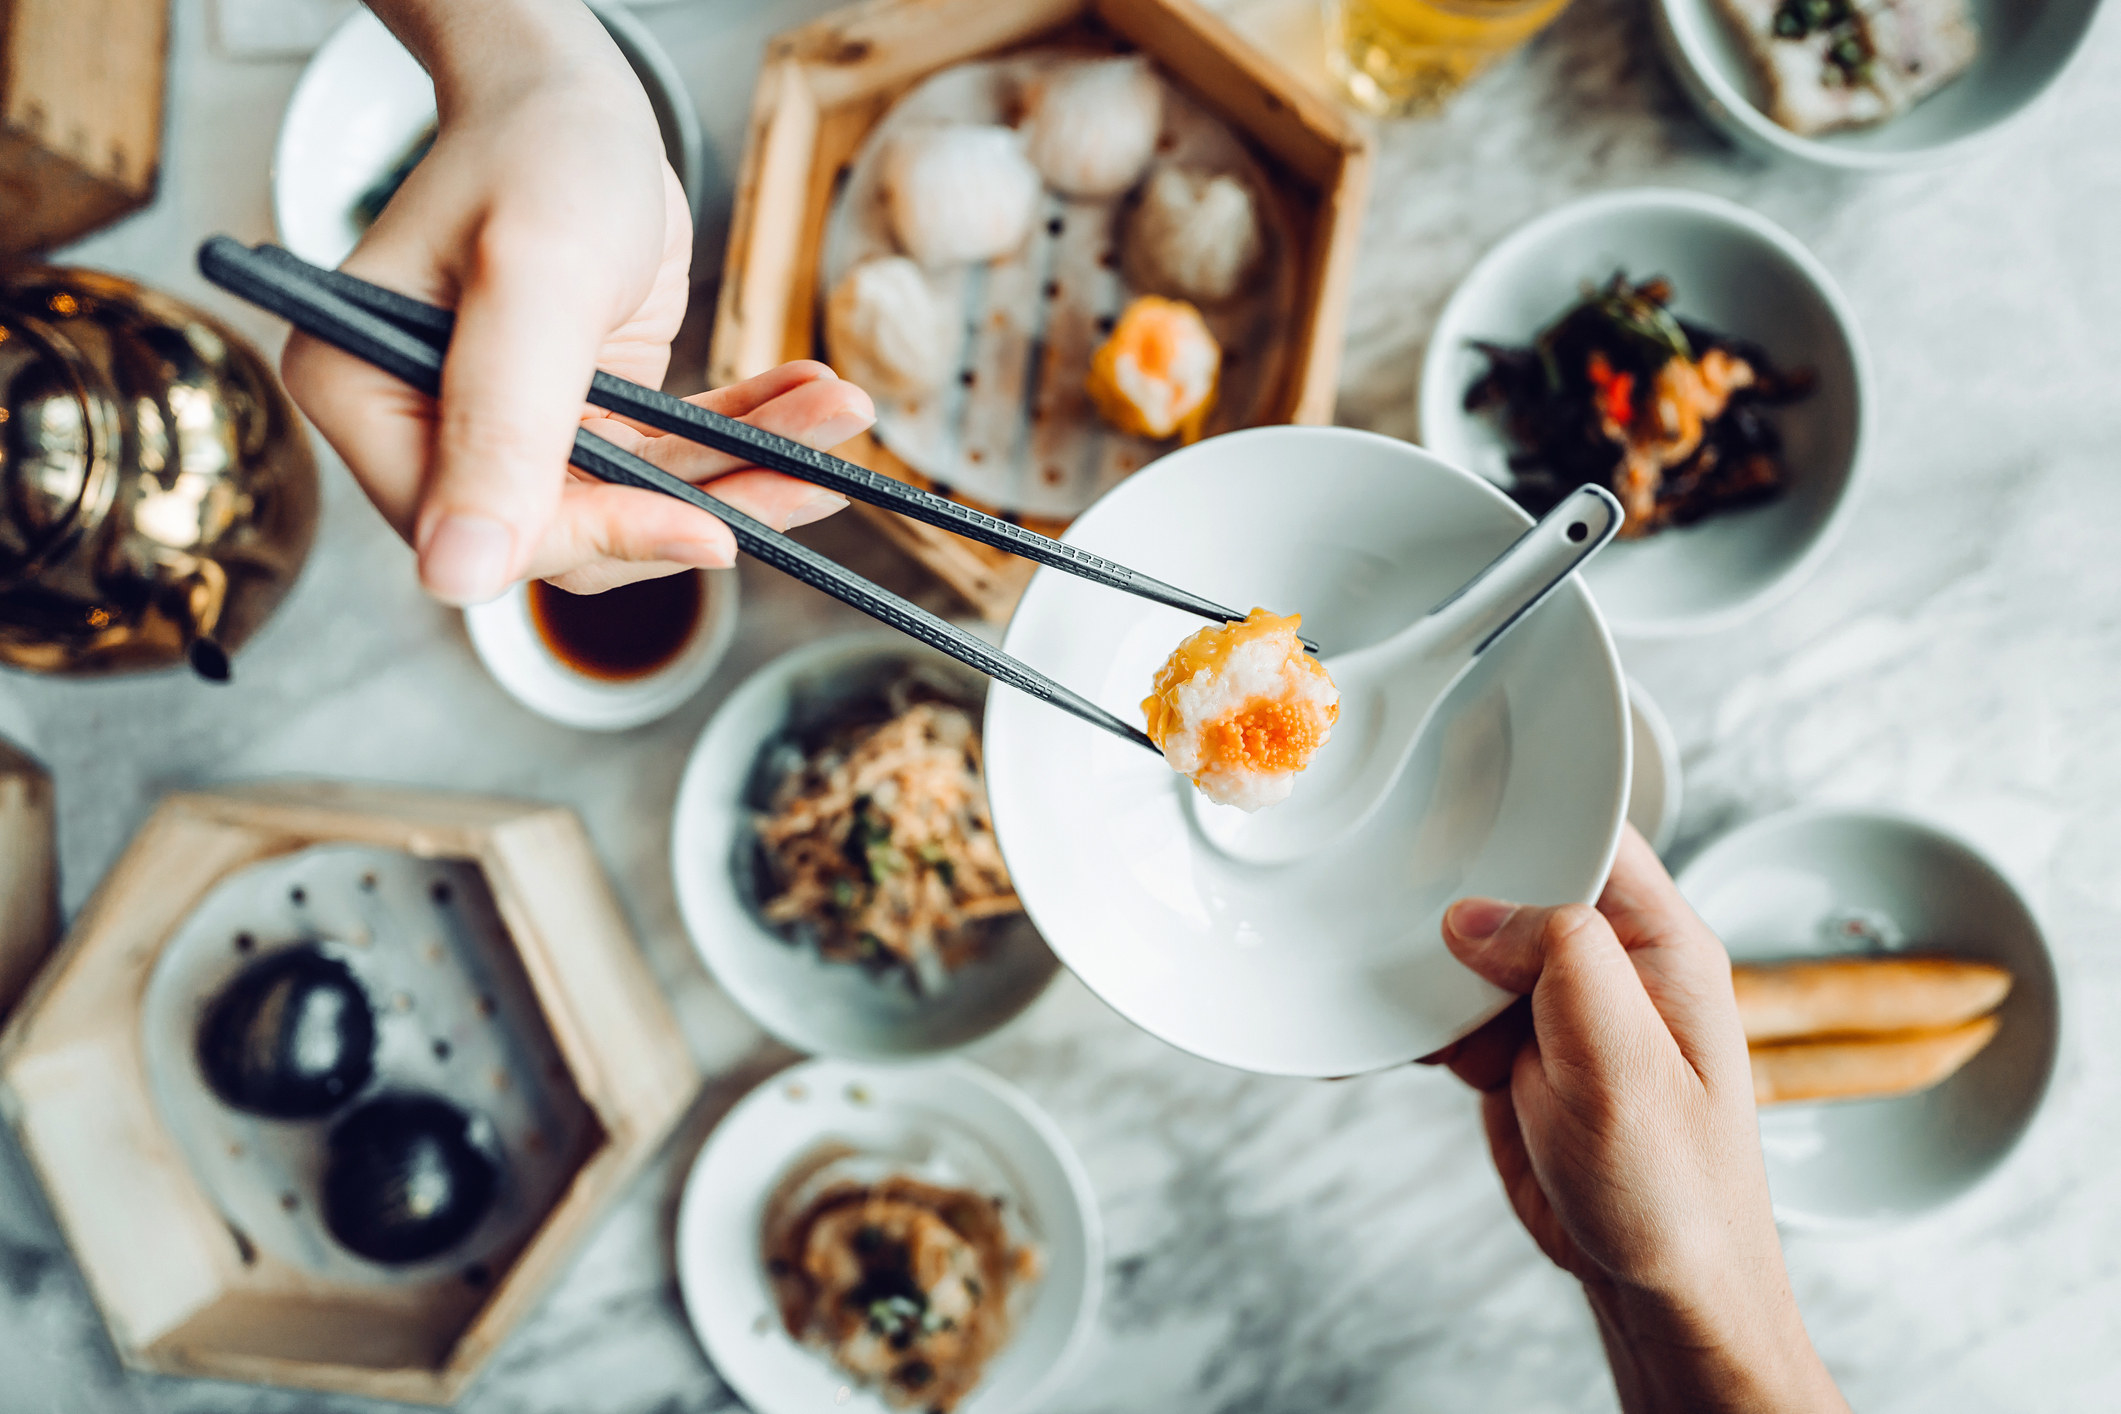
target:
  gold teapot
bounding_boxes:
[0,266,317,679]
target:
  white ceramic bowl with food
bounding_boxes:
[1650,0,2104,169]
[983,424,1631,1078]
[676,1057,1101,1414]
[274,3,705,268]
[463,570,738,732]
[1678,807,2061,1228]
[672,634,1061,1059]
[1419,189,1869,639]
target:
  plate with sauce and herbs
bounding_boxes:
[464,569,738,731]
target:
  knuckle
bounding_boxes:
[1541,904,1610,958]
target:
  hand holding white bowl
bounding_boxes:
[1429,829,1851,1414]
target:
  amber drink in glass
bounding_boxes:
[1324,0,1572,116]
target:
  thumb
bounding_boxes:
[1443,899,1677,1093]
[416,224,606,604]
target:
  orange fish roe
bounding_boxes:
[1142,608,1338,810]
[1086,295,1220,443]
[1200,698,1330,776]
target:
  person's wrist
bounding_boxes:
[369,0,632,117]
[1587,1272,1844,1414]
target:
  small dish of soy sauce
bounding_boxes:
[464,569,738,731]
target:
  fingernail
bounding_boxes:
[419,514,514,606]
[783,492,849,531]
[1447,898,1516,943]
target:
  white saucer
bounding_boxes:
[464,571,737,732]
[1626,677,1683,854]
[274,4,705,268]
[1679,807,2061,1228]
[984,425,1631,1077]
[675,1058,1101,1414]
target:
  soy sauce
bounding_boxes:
[528,571,703,681]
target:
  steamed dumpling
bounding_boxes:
[1019,55,1163,199]
[884,124,1041,267]
[1124,166,1264,305]
[1085,295,1220,443]
[825,256,954,398]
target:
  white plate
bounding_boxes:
[675,1057,1101,1414]
[984,425,1630,1078]
[1420,189,1869,639]
[1678,807,2061,1228]
[1650,0,2104,170]
[672,634,1061,1058]
[1626,677,1684,855]
[464,570,737,732]
[274,4,705,269]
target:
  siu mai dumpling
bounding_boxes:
[1143,609,1338,811]
[1085,295,1220,442]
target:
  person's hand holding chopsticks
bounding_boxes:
[281,0,874,605]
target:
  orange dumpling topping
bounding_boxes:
[1142,608,1337,812]
[1086,295,1220,442]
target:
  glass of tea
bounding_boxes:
[1323,0,1572,117]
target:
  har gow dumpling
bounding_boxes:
[825,256,954,398]
[1019,55,1163,199]
[1124,166,1264,305]
[884,124,1041,267]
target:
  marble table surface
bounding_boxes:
[4,0,2120,1410]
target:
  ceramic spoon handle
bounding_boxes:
[1422,484,1624,663]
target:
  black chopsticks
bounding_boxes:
[235,241,1314,655]
[198,235,1160,753]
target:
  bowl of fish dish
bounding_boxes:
[1650,0,2103,167]
[1421,188,1868,637]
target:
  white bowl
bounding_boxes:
[1651,0,2104,169]
[1420,189,1869,639]
[274,3,706,269]
[984,425,1631,1078]
[464,569,737,731]
[671,634,1062,1059]
[1627,677,1684,855]
[675,1057,1101,1414]
[1678,807,2060,1228]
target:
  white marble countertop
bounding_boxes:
[4,0,2120,1410]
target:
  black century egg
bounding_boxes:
[196,945,377,1118]
[322,1094,501,1265]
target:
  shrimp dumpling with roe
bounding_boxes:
[1086,295,1220,442]
[1142,609,1338,811]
